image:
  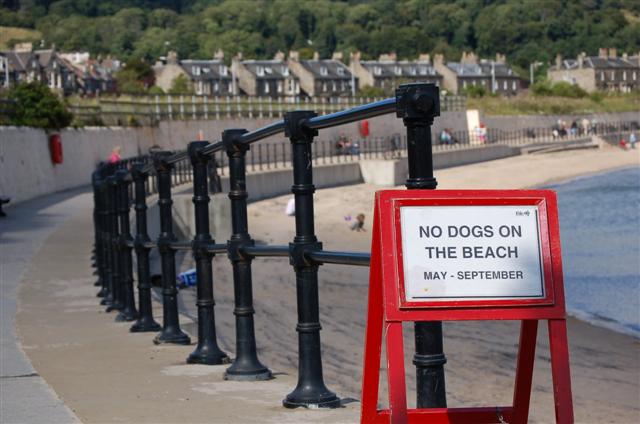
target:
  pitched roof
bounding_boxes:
[446,62,487,77]
[299,59,354,80]
[180,60,231,80]
[553,56,638,70]
[360,60,440,78]
[241,60,297,80]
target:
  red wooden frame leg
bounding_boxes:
[548,319,574,424]
[512,319,538,424]
[361,261,384,421]
[385,322,407,424]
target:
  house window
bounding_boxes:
[320,66,328,76]
[282,67,289,76]
[219,66,228,76]
[332,81,337,91]
[337,67,344,76]
[257,66,264,77]
[193,66,201,76]
[322,82,327,92]
[264,81,269,94]
[409,67,417,76]
[394,66,402,76]
[419,66,427,75]
[214,82,219,92]
[610,70,614,80]
[623,71,627,81]
[633,71,637,80]
[277,81,283,93]
[503,80,507,90]
[512,80,517,90]
[374,66,382,76]
[462,80,467,88]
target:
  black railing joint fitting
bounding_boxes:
[296,322,322,333]
[289,241,323,268]
[285,111,318,142]
[233,306,255,316]
[291,184,315,195]
[228,238,254,262]
[396,83,440,125]
[413,353,448,368]
[223,129,250,155]
[188,141,209,165]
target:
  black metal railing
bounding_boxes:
[90,83,467,412]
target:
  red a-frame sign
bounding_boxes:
[361,190,574,423]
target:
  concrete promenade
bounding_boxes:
[1,189,83,423]
[3,189,357,423]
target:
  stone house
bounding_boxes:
[0,43,78,94]
[434,52,520,95]
[234,52,300,98]
[548,48,640,92]
[154,51,233,96]
[287,51,357,97]
[350,52,442,95]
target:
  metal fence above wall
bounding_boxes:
[67,94,467,126]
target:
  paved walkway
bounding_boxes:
[4,189,357,423]
[1,189,84,423]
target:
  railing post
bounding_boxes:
[282,110,340,409]
[92,168,108,298]
[130,163,162,332]
[153,152,191,345]
[396,82,447,408]
[105,175,124,313]
[185,141,229,364]
[222,129,271,381]
[98,175,113,306]
[115,169,139,322]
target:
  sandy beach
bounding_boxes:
[15,143,640,423]
[240,143,640,422]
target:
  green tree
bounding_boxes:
[8,82,73,129]
[116,57,154,94]
[168,74,193,94]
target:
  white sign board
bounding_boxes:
[400,205,544,301]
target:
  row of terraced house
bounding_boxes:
[2,43,639,98]
[153,50,524,98]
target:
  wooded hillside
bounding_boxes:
[2,0,639,72]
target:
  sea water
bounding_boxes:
[548,167,640,337]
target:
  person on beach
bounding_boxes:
[630,132,637,149]
[350,213,366,232]
[285,197,295,216]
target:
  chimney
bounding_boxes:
[555,54,562,69]
[288,50,299,61]
[495,53,506,64]
[461,51,477,65]
[434,54,444,65]
[598,48,608,58]
[378,52,397,62]
[167,50,178,65]
[14,42,33,52]
[214,49,224,60]
[274,50,285,61]
[312,51,319,61]
[418,53,431,64]
[350,51,361,64]
[331,51,343,61]
[609,48,617,59]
